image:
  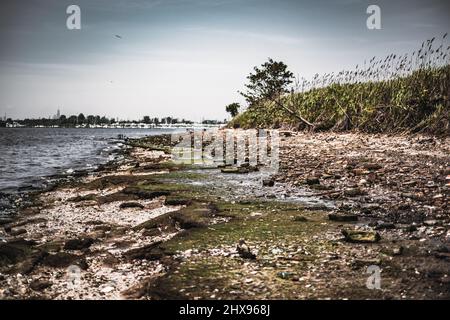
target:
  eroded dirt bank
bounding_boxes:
[0,132,449,299]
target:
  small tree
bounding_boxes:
[143,116,151,124]
[225,102,240,117]
[239,58,314,128]
[239,58,294,107]
[77,113,85,124]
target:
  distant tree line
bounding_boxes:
[0,114,225,127]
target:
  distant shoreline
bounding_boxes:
[1,123,224,129]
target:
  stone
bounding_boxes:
[353,168,369,176]
[343,187,366,197]
[64,237,94,251]
[42,252,88,269]
[362,163,382,170]
[328,214,358,222]
[236,239,256,260]
[293,216,308,222]
[423,220,440,226]
[341,229,381,243]
[392,247,404,256]
[0,218,14,226]
[262,179,275,187]
[10,228,27,236]
[221,167,240,174]
[29,279,52,291]
[305,177,320,185]
[276,271,293,280]
[124,241,169,261]
[375,222,396,230]
[119,202,144,209]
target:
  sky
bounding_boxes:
[0,0,449,122]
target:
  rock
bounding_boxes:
[122,188,170,200]
[434,252,450,260]
[276,271,293,280]
[404,224,418,232]
[262,179,274,187]
[221,165,258,174]
[423,220,441,226]
[221,167,240,174]
[305,177,320,185]
[14,250,48,274]
[362,163,382,171]
[68,194,97,202]
[100,285,115,293]
[29,279,52,291]
[328,214,358,222]
[119,202,144,209]
[10,228,27,236]
[293,216,308,222]
[250,212,263,217]
[164,197,192,206]
[392,247,404,256]
[344,188,367,197]
[0,218,14,226]
[342,229,381,243]
[236,239,256,260]
[42,252,88,269]
[375,222,396,230]
[343,187,366,197]
[0,239,36,266]
[353,168,369,176]
[64,237,94,251]
[360,203,381,214]
[124,241,170,261]
[279,131,292,137]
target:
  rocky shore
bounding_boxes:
[0,131,449,299]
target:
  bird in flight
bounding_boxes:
[114,35,122,39]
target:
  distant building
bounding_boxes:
[53,108,61,120]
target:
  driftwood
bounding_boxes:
[273,98,315,128]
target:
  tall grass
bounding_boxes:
[230,35,450,134]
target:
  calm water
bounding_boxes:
[0,127,177,193]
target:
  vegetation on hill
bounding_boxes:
[228,35,450,135]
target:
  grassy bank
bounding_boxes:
[230,38,450,135]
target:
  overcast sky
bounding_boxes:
[0,0,449,121]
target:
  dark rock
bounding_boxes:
[0,243,27,266]
[375,222,396,230]
[305,177,320,185]
[328,214,358,222]
[119,202,144,209]
[68,194,97,202]
[10,228,27,236]
[262,179,275,187]
[362,163,382,170]
[14,250,48,274]
[124,241,170,261]
[276,271,293,280]
[342,229,381,243]
[0,239,36,266]
[64,237,94,251]
[236,239,256,260]
[29,279,52,291]
[122,188,170,200]
[221,167,240,174]
[293,216,308,222]
[0,218,14,226]
[343,187,367,197]
[42,252,87,269]
[164,197,192,206]
[404,224,418,232]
